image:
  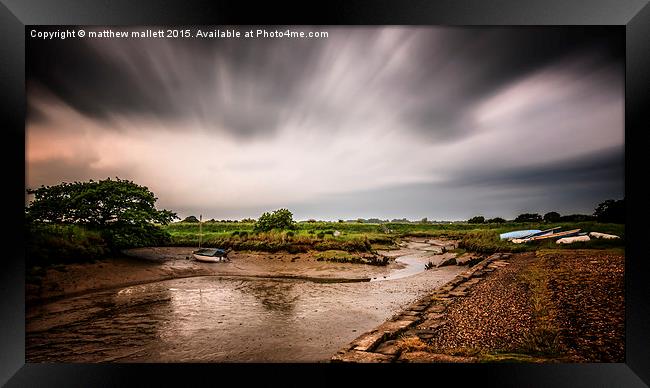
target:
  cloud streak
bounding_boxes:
[26,26,624,220]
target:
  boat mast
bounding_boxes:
[199,214,202,249]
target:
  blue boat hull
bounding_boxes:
[499,230,541,240]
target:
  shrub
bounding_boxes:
[487,217,506,223]
[182,216,200,223]
[26,223,109,266]
[102,222,172,249]
[254,209,296,232]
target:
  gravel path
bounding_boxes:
[425,249,625,362]
[428,253,537,353]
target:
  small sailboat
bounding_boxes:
[193,248,229,262]
[192,215,229,263]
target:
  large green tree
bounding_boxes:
[26,178,177,248]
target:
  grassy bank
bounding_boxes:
[314,250,390,266]
[25,220,624,267]
[165,221,393,253]
[163,221,624,254]
[26,223,109,266]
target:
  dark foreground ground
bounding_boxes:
[334,249,625,363]
[395,249,624,362]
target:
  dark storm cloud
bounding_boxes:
[26,26,625,220]
[289,148,624,221]
[27,26,327,138]
[28,36,181,120]
[27,26,623,142]
[448,146,624,189]
[396,27,623,141]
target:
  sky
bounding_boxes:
[26,26,624,221]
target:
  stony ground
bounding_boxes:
[428,253,537,354]
[333,249,625,363]
[420,249,625,362]
[540,249,625,362]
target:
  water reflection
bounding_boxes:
[371,254,427,281]
[27,266,465,362]
[236,279,298,312]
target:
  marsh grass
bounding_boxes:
[314,250,389,266]
[396,336,429,352]
[27,220,624,265]
[26,223,109,266]
[163,221,624,254]
[516,262,563,358]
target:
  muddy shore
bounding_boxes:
[26,238,460,304]
[26,239,467,362]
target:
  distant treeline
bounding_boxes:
[466,198,625,225]
[179,198,625,225]
[181,216,256,223]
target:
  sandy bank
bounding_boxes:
[26,247,405,304]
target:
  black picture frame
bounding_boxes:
[2,0,649,386]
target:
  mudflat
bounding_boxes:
[26,239,460,304]
[26,248,385,304]
[26,240,466,362]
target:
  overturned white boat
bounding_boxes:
[588,232,620,239]
[511,228,581,244]
[556,235,591,244]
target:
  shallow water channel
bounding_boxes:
[27,249,464,362]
